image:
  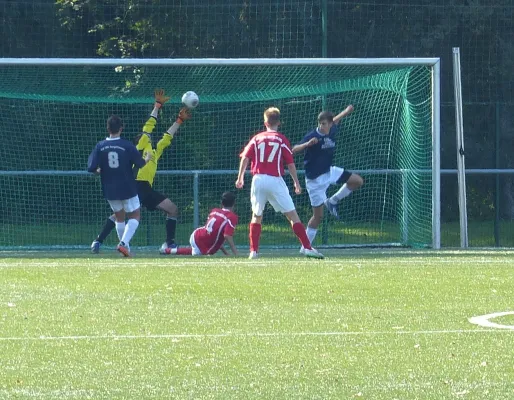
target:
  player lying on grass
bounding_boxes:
[88,115,152,257]
[235,107,324,260]
[163,191,238,256]
[292,106,363,251]
[91,89,191,254]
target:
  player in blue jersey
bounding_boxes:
[292,105,363,248]
[88,115,152,257]
[90,90,191,255]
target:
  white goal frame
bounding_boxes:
[0,57,441,249]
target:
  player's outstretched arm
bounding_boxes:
[292,137,319,154]
[235,157,250,189]
[137,89,171,153]
[224,235,238,256]
[141,89,171,137]
[154,89,170,112]
[165,107,191,138]
[333,104,354,124]
[286,163,302,195]
[154,107,192,163]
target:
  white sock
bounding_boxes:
[306,227,317,244]
[115,222,126,241]
[330,184,352,204]
[121,219,139,245]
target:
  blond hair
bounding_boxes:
[263,107,280,127]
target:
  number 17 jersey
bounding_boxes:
[240,130,294,177]
[193,208,239,255]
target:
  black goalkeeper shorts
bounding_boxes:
[136,181,167,211]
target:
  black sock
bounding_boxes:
[96,217,116,243]
[166,217,177,245]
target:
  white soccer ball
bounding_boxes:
[181,91,199,109]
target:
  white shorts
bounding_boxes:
[107,195,141,213]
[305,166,346,207]
[251,174,295,216]
[189,230,202,256]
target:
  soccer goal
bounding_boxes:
[0,58,440,250]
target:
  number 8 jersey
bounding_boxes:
[193,208,239,255]
[87,137,146,200]
[240,130,294,177]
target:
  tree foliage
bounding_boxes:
[2,0,514,220]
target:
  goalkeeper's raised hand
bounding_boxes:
[165,107,192,137]
[154,89,170,109]
[176,107,192,124]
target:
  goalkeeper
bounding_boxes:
[91,89,191,254]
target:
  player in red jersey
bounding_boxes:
[235,107,324,259]
[163,192,238,256]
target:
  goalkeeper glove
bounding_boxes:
[176,107,192,124]
[154,89,170,109]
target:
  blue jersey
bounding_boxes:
[300,125,338,179]
[87,137,146,200]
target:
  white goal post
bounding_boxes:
[0,57,441,249]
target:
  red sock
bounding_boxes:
[292,222,312,250]
[176,247,193,255]
[249,223,262,252]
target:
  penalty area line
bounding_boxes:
[0,328,509,341]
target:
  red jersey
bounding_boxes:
[240,130,294,177]
[193,208,238,255]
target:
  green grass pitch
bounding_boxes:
[0,249,513,399]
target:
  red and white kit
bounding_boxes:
[240,130,296,216]
[191,208,238,255]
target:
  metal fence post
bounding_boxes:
[193,172,199,228]
[495,102,501,247]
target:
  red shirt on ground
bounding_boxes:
[194,208,238,255]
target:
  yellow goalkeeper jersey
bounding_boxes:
[135,116,173,186]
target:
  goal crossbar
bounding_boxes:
[0,57,440,66]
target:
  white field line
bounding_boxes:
[2,258,514,269]
[0,328,511,342]
[469,311,514,330]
